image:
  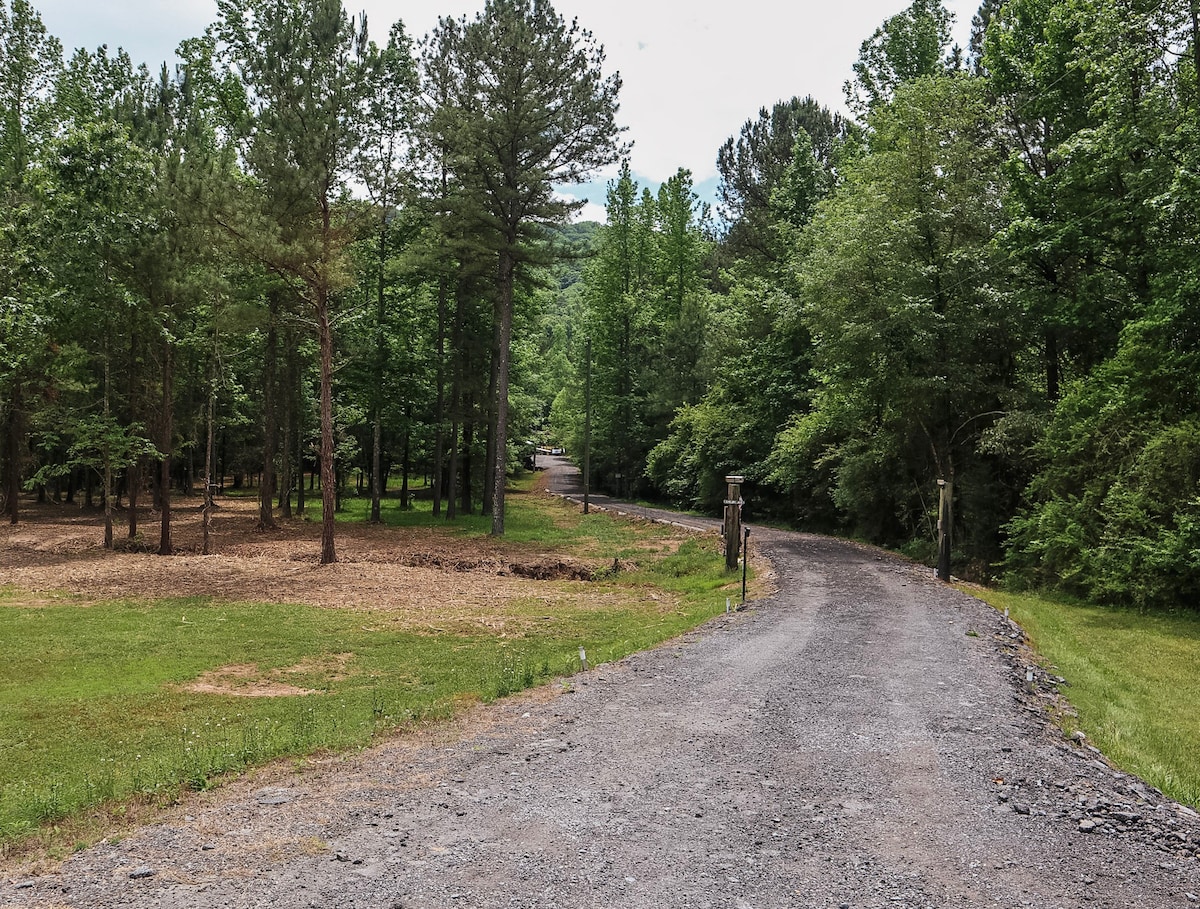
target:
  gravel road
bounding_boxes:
[4,456,1199,908]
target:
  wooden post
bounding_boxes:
[724,475,744,571]
[937,477,954,581]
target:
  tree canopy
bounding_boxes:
[3,0,1198,612]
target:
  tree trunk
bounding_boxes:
[279,334,293,519]
[446,417,460,522]
[482,336,498,518]
[296,422,306,516]
[1192,0,1200,111]
[370,219,387,524]
[126,315,139,538]
[490,249,516,536]
[203,351,216,556]
[259,296,279,530]
[400,414,410,511]
[5,383,21,525]
[103,351,113,550]
[127,458,140,540]
[317,287,337,565]
[158,341,173,555]
[431,276,448,517]
[461,417,474,515]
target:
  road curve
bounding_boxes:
[4,458,1199,908]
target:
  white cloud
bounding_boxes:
[572,201,608,225]
[35,0,980,187]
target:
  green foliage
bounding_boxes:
[421,0,624,534]
[716,96,851,264]
[769,73,1025,560]
[2,0,1200,608]
[649,275,811,518]
[844,0,957,117]
[1005,300,1200,608]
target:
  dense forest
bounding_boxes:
[1,0,1197,609]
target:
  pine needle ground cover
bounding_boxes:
[964,587,1200,808]
[0,485,740,855]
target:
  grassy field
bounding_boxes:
[964,586,1200,808]
[0,485,740,855]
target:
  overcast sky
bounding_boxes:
[32,0,980,219]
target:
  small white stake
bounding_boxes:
[726,597,731,614]
[579,647,588,671]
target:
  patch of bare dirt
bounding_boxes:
[181,664,319,698]
[0,492,677,635]
[177,653,357,698]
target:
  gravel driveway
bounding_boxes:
[4,458,1198,908]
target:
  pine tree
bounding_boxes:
[423,0,624,535]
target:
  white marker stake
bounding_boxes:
[579,647,587,672]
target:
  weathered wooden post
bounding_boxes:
[936,477,954,581]
[724,475,744,571]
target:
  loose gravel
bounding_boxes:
[3,462,1198,908]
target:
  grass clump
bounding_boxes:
[965,586,1200,808]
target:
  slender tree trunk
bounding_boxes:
[158,341,173,555]
[490,250,516,536]
[279,335,293,519]
[432,276,448,517]
[203,347,216,556]
[317,287,337,565]
[296,416,306,516]
[446,417,460,521]
[295,344,306,517]
[1192,0,1200,110]
[126,312,139,538]
[482,335,498,518]
[400,414,410,511]
[371,221,387,524]
[461,417,474,515]
[5,383,21,525]
[446,272,469,521]
[127,459,140,540]
[259,296,279,530]
[103,349,113,550]
[371,413,383,520]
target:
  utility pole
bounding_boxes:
[583,338,592,514]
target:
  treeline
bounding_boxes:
[561,0,1200,609]
[4,0,1197,609]
[0,0,622,560]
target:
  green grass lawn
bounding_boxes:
[964,586,1200,807]
[0,489,739,854]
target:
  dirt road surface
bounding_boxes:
[3,457,1198,908]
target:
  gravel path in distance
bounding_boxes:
[3,459,1199,908]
